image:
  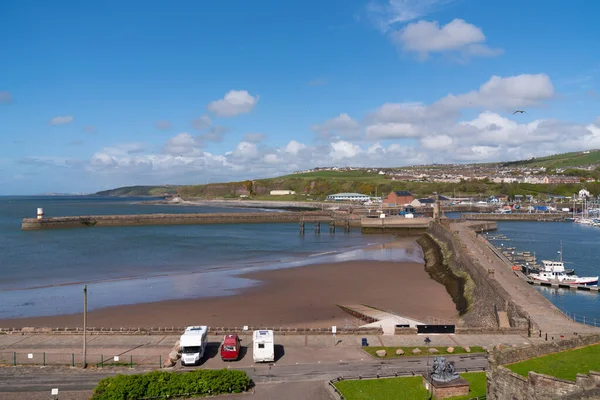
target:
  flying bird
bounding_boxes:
[513,110,528,115]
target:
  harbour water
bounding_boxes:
[491,220,600,324]
[0,196,420,319]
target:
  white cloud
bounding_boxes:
[163,133,201,156]
[366,74,554,131]
[284,140,307,155]
[192,115,212,130]
[76,116,600,185]
[366,122,420,139]
[329,141,362,160]
[230,141,260,160]
[0,91,12,104]
[438,74,555,110]
[49,116,73,125]
[312,113,361,140]
[367,0,460,31]
[207,90,259,117]
[393,19,502,59]
[28,71,598,188]
[420,134,453,150]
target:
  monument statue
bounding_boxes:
[430,356,460,383]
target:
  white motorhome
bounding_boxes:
[180,326,208,366]
[252,330,275,363]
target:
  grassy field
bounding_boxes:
[507,344,600,381]
[279,170,389,183]
[502,150,600,169]
[334,372,486,400]
[362,346,486,359]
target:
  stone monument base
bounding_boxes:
[422,376,470,399]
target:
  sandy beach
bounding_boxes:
[0,258,458,329]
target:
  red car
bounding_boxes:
[220,334,241,361]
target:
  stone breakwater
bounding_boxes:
[426,220,531,330]
[21,211,351,230]
[462,213,567,221]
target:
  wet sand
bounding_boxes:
[0,259,457,329]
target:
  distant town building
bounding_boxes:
[543,176,582,184]
[326,193,370,202]
[270,190,296,196]
[410,198,436,207]
[383,191,414,206]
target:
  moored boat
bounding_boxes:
[528,270,598,286]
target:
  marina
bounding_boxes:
[481,232,600,293]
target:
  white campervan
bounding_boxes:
[252,330,275,363]
[180,326,208,366]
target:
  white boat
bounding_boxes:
[528,270,598,286]
[528,244,596,285]
[537,259,574,275]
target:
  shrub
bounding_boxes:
[91,369,252,400]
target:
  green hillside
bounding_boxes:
[95,185,179,197]
[501,150,600,169]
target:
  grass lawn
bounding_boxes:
[334,372,486,400]
[446,372,487,400]
[335,376,427,400]
[507,344,600,381]
[363,346,485,359]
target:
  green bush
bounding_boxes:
[91,369,252,400]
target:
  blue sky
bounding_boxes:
[1,0,600,194]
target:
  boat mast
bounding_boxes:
[558,241,563,263]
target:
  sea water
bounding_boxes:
[0,196,422,318]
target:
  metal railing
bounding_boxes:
[0,351,164,368]
[557,306,600,328]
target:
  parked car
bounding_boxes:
[220,334,241,361]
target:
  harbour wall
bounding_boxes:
[21,211,354,230]
[463,213,567,221]
[426,221,531,330]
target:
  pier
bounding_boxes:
[463,213,567,221]
[430,221,596,335]
[21,211,346,230]
[360,216,432,234]
[482,237,600,294]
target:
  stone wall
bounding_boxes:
[487,366,600,400]
[427,222,529,329]
[491,334,600,366]
[487,333,600,400]
[0,326,383,336]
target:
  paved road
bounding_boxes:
[0,353,487,393]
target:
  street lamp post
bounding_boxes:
[424,336,431,398]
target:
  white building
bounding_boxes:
[326,192,370,202]
[270,190,296,196]
[579,188,591,199]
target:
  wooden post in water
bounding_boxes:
[329,221,335,234]
[345,220,350,233]
[314,222,320,234]
[299,221,305,235]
